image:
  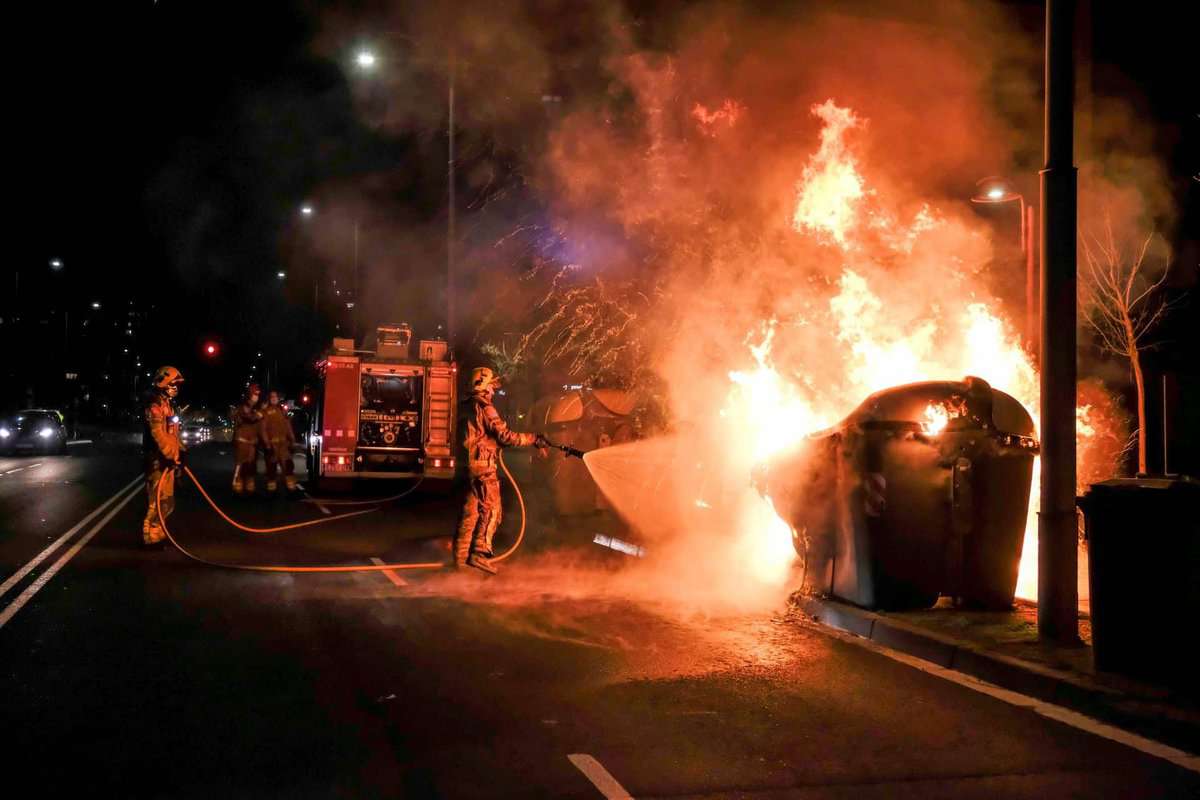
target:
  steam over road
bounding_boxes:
[0,441,1195,798]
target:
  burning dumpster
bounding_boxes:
[760,376,1038,610]
[528,388,636,515]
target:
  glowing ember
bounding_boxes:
[922,403,950,435]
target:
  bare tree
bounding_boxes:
[1079,220,1177,473]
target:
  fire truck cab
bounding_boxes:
[307,324,457,489]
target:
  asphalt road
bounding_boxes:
[1,439,1197,799]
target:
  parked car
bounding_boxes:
[0,409,69,455]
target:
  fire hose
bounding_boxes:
[155,452,528,573]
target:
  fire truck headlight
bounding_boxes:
[0,428,9,438]
[38,428,55,438]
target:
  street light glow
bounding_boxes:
[300,204,314,216]
[49,259,63,270]
[355,50,377,69]
[91,301,101,309]
[277,271,287,279]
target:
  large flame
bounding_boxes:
[722,99,1112,599]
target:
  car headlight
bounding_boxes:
[0,428,9,438]
[38,428,54,438]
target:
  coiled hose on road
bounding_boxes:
[155,454,527,573]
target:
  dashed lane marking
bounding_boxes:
[0,475,141,603]
[568,754,635,800]
[370,557,408,586]
[0,480,141,629]
[812,620,1200,774]
[66,440,93,446]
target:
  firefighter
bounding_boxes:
[260,389,297,492]
[232,384,263,494]
[454,367,549,574]
[142,366,184,547]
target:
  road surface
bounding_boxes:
[1,438,1197,798]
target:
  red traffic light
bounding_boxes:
[203,342,218,356]
[301,394,311,404]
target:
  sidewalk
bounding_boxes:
[789,592,1200,757]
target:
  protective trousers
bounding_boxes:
[233,441,257,493]
[264,440,295,490]
[453,471,502,566]
[143,461,175,544]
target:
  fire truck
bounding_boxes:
[307,324,457,489]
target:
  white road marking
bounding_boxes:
[370,557,407,586]
[0,482,141,629]
[0,475,141,603]
[299,487,331,516]
[568,754,634,799]
[3,467,24,475]
[66,440,93,446]
[812,622,1200,774]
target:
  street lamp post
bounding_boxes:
[355,40,457,348]
[972,178,1039,351]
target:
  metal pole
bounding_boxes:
[1026,204,1037,350]
[1038,0,1079,643]
[447,49,457,348]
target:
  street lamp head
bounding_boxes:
[971,176,1020,205]
[49,258,64,270]
[300,204,314,216]
[91,301,101,309]
[355,49,377,70]
[277,271,287,279]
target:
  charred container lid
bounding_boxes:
[832,376,1038,450]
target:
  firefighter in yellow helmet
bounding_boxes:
[260,389,297,492]
[142,366,184,546]
[454,367,549,574]
[232,384,263,494]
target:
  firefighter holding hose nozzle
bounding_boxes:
[454,367,550,574]
[232,384,263,494]
[142,366,185,547]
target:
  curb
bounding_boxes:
[786,594,1200,734]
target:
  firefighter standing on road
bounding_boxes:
[232,384,263,494]
[454,367,549,574]
[142,366,184,547]
[260,389,297,492]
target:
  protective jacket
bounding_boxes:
[143,394,181,465]
[259,404,295,446]
[234,403,263,448]
[461,395,536,475]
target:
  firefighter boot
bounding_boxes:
[467,507,501,574]
[467,553,497,575]
[232,465,243,494]
[266,480,278,492]
[285,475,298,491]
[244,476,256,494]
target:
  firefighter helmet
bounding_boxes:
[152,366,184,389]
[469,367,500,394]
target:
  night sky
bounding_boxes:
[7,0,1196,416]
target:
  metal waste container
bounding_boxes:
[1078,478,1200,685]
[761,376,1038,610]
[527,388,637,515]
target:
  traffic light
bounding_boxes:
[203,341,218,357]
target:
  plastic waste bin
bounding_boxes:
[760,376,1039,610]
[1078,477,1200,685]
